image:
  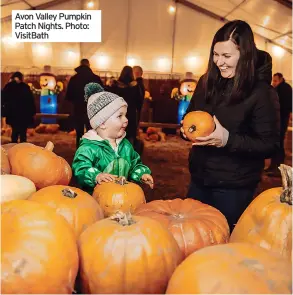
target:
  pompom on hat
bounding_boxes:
[84,83,127,129]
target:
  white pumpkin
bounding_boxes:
[1,175,36,203]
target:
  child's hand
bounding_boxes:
[96,173,117,184]
[141,174,154,189]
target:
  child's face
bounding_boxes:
[103,106,128,139]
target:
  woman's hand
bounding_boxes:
[192,116,229,147]
[180,120,187,139]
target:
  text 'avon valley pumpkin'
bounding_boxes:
[7,141,72,189]
[230,164,292,259]
[135,198,230,258]
[29,185,104,238]
[1,200,79,294]
[92,176,146,217]
[78,211,183,294]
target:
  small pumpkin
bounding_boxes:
[182,111,215,142]
[29,185,104,237]
[78,211,183,294]
[8,141,72,189]
[135,198,230,257]
[92,176,146,217]
[230,164,292,259]
[1,175,36,203]
[166,243,292,294]
[1,200,79,294]
[1,147,10,174]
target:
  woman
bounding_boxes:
[2,72,36,143]
[109,66,141,146]
[181,20,280,232]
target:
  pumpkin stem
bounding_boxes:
[45,141,54,152]
[115,176,128,185]
[62,188,77,198]
[279,164,292,205]
[188,125,196,133]
[110,211,135,226]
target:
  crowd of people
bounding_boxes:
[1,20,292,231]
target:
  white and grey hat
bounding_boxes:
[84,83,127,129]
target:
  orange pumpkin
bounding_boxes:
[29,185,104,238]
[8,141,72,189]
[166,243,292,294]
[135,198,229,257]
[92,176,146,217]
[1,147,10,174]
[1,200,79,294]
[230,164,292,259]
[78,211,183,294]
[57,157,72,185]
[182,111,215,142]
[1,143,17,153]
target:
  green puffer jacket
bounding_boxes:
[72,130,151,194]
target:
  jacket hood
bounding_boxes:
[74,65,94,75]
[256,50,272,84]
[81,129,126,146]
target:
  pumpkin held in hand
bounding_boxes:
[1,200,79,294]
[78,211,183,294]
[8,141,72,189]
[135,198,230,258]
[166,243,292,294]
[92,176,146,217]
[230,164,292,259]
[29,185,104,238]
[1,175,36,203]
[182,111,215,142]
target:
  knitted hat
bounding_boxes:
[84,83,127,129]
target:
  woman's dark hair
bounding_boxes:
[118,66,134,85]
[203,20,258,103]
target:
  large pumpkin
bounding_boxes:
[1,175,36,203]
[29,185,104,237]
[230,164,292,259]
[8,141,72,188]
[135,198,230,257]
[166,243,292,294]
[182,111,215,142]
[92,176,146,217]
[78,211,183,294]
[1,147,10,174]
[1,200,79,294]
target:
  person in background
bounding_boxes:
[109,66,141,146]
[65,58,104,148]
[180,20,280,232]
[133,65,145,125]
[265,73,292,176]
[1,71,36,143]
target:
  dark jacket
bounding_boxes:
[276,80,292,116]
[1,81,36,126]
[109,80,141,138]
[184,51,280,189]
[65,65,103,119]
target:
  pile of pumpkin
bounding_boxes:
[1,140,292,294]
